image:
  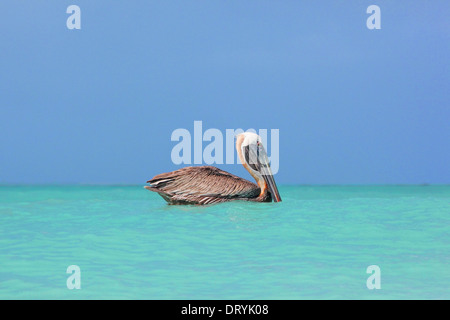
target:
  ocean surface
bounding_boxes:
[0,185,448,299]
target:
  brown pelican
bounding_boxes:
[145,132,282,205]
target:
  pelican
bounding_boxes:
[145,132,282,205]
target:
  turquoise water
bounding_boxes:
[0,185,448,299]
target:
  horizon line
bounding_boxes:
[1,183,449,187]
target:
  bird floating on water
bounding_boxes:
[145,132,282,205]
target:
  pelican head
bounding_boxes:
[236,132,282,202]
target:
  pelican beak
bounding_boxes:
[262,173,282,202]
[244,142,282,203]
[254,148,282,203]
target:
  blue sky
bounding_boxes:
[0,1,449,184]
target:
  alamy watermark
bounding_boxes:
[170,121,280,174]
[366,265,381,289]
[66,265,81,289]
[366,5,381,30]
[65,5,380,31]
[66,5,81,30]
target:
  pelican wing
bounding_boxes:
[145,166,260,204]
